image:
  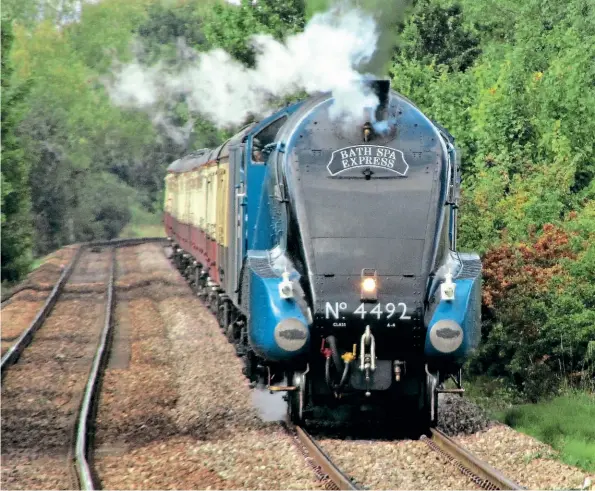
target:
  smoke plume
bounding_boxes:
[306,0,410,75]
[107,5,389,141]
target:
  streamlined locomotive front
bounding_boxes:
[276,88,481,423]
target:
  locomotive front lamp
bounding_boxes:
[440,270,456,302]
[279,271,294,300]
[362,278,376,292]
[361,269,378,302]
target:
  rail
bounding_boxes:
[1,246,84,377]
[293,425,362,490]
[73,248,116,490]
[426,428,524,490]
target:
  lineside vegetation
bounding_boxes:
[2,0,593,422]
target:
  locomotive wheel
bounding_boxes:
[288,370,308,425]
[226,322,236,344]
[242,349,257,381]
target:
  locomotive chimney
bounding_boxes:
[369,79,390,122]
[362,79,392,141]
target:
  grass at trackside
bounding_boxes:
[497,392,595,472]
[461,376,595,472]
[119,222,165,238]
[464,376,595,472]
[119,205,165,239]
[30,257,44,271]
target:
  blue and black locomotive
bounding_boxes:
[165,80,482,427]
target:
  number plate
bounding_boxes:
[324,302,411,321]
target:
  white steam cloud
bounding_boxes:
[107,7,382,141]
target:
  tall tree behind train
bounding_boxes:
[202,0,306,67]
[1,17,33,282]
[389,0,595,396]
[8,0,173,253]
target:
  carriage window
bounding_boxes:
[251,116,287,164]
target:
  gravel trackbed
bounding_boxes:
[93,244,322,490]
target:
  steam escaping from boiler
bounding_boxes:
[106,6,384,138]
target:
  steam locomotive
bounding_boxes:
[164,80,482,427]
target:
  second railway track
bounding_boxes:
[1,238,165,490]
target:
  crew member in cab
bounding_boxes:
[252,138,265,163]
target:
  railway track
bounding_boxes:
[1,237,166,490]
[1,238,166,374]
[288,423,362,490]
[288,423,523,490]
[425,428,523,490]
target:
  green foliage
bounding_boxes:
[472,220,595,400]
[500,392,595,472]
[118,202,165,239]
[4,0,311,258]
[1,17,33,281]
[136,0,208,65]
[395,0,481,72]
[67,0,150,73]
[304,0,331,19]
[72,173,133,241]
[8,1,183,255]
[460,374,524,414]
[392,0,595,248]
[1,0,81,28]
[201,0,305,66]
[390,0,595,398]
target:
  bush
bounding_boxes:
[469,220,595,398]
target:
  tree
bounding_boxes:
[389,0,595,397]
[201,0,306,66]
[1,17,33,282]
[394,0,481,73]
[8,1,175,254]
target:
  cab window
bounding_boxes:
[251,115,287,164]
